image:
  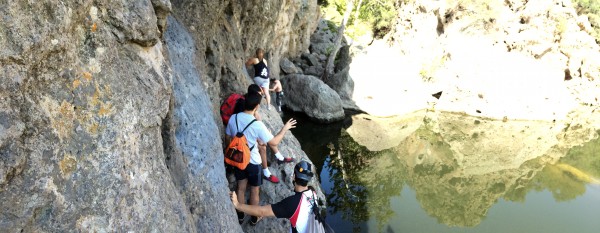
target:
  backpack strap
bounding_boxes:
[302,190,326,222]
[235,114,257,133]
[241,119,257,133]
[235,114,257,150]
[301,189,317,205]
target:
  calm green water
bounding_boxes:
[284,111,600,233]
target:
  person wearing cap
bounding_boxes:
[230,160,320,232]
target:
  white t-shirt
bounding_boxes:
[225,112,274,165]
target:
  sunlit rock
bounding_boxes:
[282,74,345,123]
[351,0,600,120]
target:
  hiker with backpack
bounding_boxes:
[225,92,297,225]
[221,84,294,183]
[245,48,285,111]
[230,160,334,233]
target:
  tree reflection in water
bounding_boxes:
[506,134,600,203]
[327,129,403,233]
[316,112,600,232]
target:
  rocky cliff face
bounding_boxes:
[0,0,321,232]
[170,0,319,107]
[351,0,600,120]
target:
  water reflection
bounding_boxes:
[296,110,600,232]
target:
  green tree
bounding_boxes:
[574,0,600,43]
[321,0,401,40]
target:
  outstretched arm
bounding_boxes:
[230,191,275,217]
[267,118,296,147]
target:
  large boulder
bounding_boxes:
[301,52,321,67]
[326,66,360,111]
[282,74,345,123]
[304,65,325,77]
[280,57,302,74]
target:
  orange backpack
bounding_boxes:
[224,115,257,170]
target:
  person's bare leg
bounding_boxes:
[236,179,248,205]
[249,185,261,222]
[259,141,279,182]
[249,186,260,206]
[259,142,268,170]
[262,86,271,109]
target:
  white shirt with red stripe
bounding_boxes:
[272,189,317,233]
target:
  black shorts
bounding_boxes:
[234,163,262,187]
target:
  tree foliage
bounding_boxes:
[574,0,600,43]
[321,0,401,39]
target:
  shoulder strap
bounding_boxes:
[241,119,257,133]
[235,114,257,133]
[235,114,239,132]
[301,190,316,204]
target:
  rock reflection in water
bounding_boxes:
[326,111,600,231]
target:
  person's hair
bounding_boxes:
[255,48,264,59]
[294,177,309,186]
[244,92,262,111]
[247,84,261,95]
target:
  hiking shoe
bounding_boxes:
[263,174,280,183]
[277,157,295,164]
[250,216,263,226]
[237,211,245,224]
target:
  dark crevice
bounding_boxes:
[225,1,234,16]
[564,68,573,81]
[161,93,179,186]
[436,15,445,36]
[150,0,172,36]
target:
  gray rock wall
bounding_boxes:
[1,1,193,231]
[163,16,240,232]
[1,0,322,232]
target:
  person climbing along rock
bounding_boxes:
[245,48,285,111]
[230,160,334,232]
[246,84,295,183]
[225,92,297,225]
[220,84,294,183]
